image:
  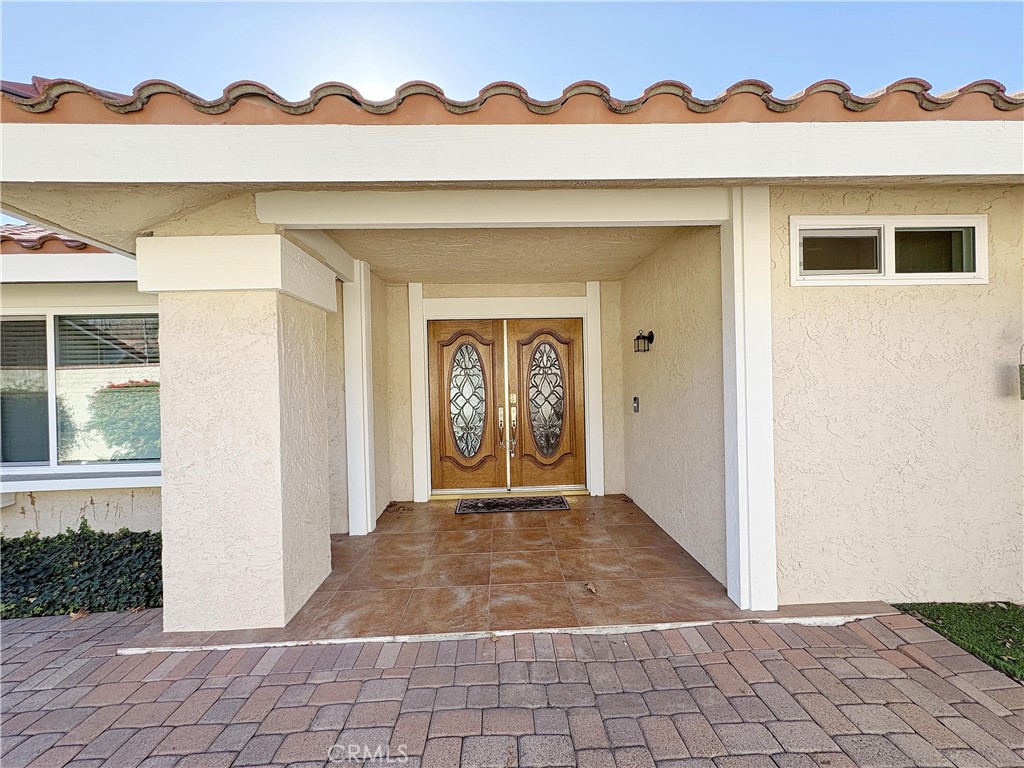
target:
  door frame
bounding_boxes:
[409,283,605,502]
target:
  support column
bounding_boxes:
[342,260,376,534]
[721,187,779,611]
[137,234,338,632]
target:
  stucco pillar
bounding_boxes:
[137,235,338,632]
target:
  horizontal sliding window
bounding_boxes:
[56,316,161,464]
[894,227,975,274]
[799,228,881,275]
[1,318,49,464]
[0,313,161,470]
[790,215,988,286]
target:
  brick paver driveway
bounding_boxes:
[2,611,1023,768]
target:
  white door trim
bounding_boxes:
[720,187,779,611]
[409,288,605,502]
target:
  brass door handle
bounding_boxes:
[509,405,518,457]
[497,406,505,447]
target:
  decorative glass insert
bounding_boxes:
[528,342,564,457]
[449,343,485,458]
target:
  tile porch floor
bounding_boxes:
[132,495,889,650]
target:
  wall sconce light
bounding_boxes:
[634,330,654,353]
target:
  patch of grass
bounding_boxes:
[894,602,1024,681]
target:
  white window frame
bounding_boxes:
[0,306,161,491]
[790,215,989,286]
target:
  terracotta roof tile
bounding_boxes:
[1,224,105,254]
[1,77,1020,124]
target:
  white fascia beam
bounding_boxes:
[1,201,135,259]
[257,189,730,229]
[1,252,138,283]
[282,229,356,282]
[3,122,1020,184]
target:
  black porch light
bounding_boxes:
[634,329,654,353]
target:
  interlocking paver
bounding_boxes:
[518,734,575,767]
[460,735,517,767]
[5,611,1024,768]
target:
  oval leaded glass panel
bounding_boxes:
[449,343,486,458]
[528,342,564,457]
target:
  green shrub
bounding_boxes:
[0,520,162,619]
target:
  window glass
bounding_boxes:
[800,229,881,274]
[0,319,49,464]
[895,228,976,273]
[55,315,160,464]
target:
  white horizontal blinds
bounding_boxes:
[55,315,161,464]
[0,318,49,464]
[56,316,159,367]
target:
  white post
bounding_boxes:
[721,187,779,611]
[343,260,376,534]
[408,283,431,502]
[585,281,606,496]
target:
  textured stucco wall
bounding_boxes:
[326,281,348,533]
[600,281,626,494]
[158,289,330,631]
[151,194,275,237]
[386,285,413,502]
[622,228,727,583]
[1,488,161,536]
[772,185,1024,604]
[278,294,332,618]
[370,273,393,516]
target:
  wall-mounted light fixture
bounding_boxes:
[634,330,654,353]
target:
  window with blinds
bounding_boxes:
[0,318,49,464]
[55,315,161,464]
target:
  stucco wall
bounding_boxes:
[158,289,330,631]
[326,281,348,533]
[772,184,1024,605]
[278,294,332,618]
[600,281,626,494]
[386,286,413,501]
[622,228,727,583]
[151,194,275,237]
[1,488,161,536]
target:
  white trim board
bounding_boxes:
[4,122,1021,184]
[1,252,138,283]
[343,260,376,535]
[258,189,730,229]
[721,186,779,611]
[409,289,605,502]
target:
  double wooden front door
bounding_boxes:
[428,318,586,492]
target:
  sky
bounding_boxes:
[1,1,1022,104]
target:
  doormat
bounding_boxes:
[455,496,570,515]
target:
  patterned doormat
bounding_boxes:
[455,496,570,515]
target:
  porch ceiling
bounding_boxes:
[328,226,680,283]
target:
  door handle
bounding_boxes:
[497,406,505,447]
[509,405,518,458]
